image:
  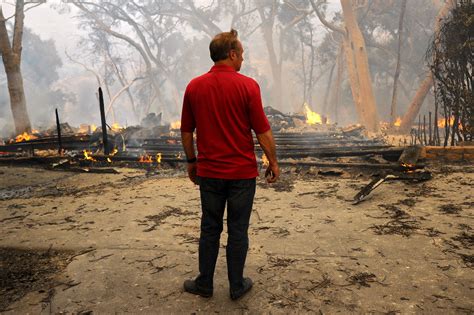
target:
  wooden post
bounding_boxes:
[434,101,440,146]
[98,87,109,155]
[55,108,62,155]
[418,115,422,144]
[429,112,432,145]
[423,115,427,145]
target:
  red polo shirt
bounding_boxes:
[180,64,271,179]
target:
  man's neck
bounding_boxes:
[215,60,236,70]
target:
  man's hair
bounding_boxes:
[209,29,240,62]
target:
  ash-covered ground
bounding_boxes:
[0,163,472,314]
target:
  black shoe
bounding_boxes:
[183,279,213,298]
[230,277,253,300]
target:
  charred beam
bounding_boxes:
[98,87,109,155]
[55,108,63,155]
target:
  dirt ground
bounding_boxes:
[0,163,473,314]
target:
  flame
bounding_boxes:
[83,150,97,162]
[111,123,122,132]
[107,157,112,163]
[110,148,118,156]
[394,117,402,127]
[156,153,162,163]
[78,124,88,134]
[78,124,97,134]
[303,103,322,125]
[438,117,455,128]
[12,132,38,143]
[261,153,269,167]
[139,154,153,163]
[401,163,415,173]
[170,120,181,130]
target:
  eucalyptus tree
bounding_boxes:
[0,0,43,134]
[69,0,192,120]
[0,27,71,132]
[69,0,266,121]
[309,0,453,132]
[310,0,380,131]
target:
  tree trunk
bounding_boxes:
[390,0,407,125]
[256,1,283,110]
[399,0,454,132]
[342,37,362,120]
[322,62,336,116]
[262,24,282,110]
[340,0,379,132]
[399,74,433,131]
[5,63,31,134]
[330,43,345,124]
[0,2,31,134]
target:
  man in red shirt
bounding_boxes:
[181,29,279,300]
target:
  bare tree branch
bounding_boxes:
[309,0,346,35]
[4,2,43,21]
[72,1,154,72]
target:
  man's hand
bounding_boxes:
[265,162,280,183]
[181,131,198,184]
[256,129,279,183]
[187,162,197,184]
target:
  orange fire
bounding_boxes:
[438,117,455,128]
[170,120,181,130]
[83,150,97,162]
[303,103,322,125]
[12,132,38,143]
[139,154,153,163]
[106,148,118,163]
[394,117,402,127]
[78,124,97,134]
[111,123,122,132]
[261,153,269,167]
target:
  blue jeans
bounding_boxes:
[195,177,256,292]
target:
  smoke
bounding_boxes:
[0,0,442,137]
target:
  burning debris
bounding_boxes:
[0,104,394,168]
[352,145,432,204]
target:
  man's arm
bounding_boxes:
[181,131,197,184]
[256,129,279,183]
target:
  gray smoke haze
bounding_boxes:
[0,0,439,138]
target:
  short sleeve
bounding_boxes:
[180,86,196,132]
[248,81,271,134]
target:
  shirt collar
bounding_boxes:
[209,64,236,72]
